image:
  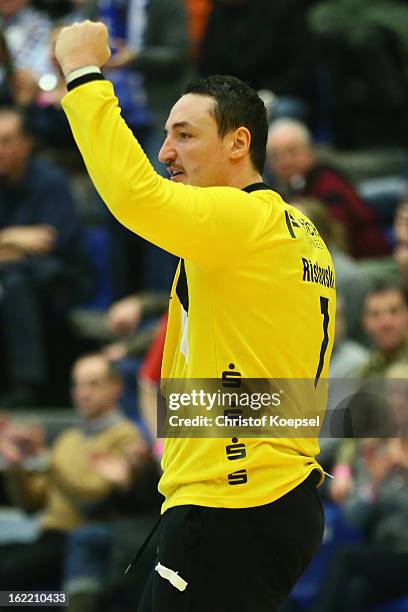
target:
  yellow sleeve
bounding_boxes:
[61,81,268,269]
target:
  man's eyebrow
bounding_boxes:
[164,121,193,134]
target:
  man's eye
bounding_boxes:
[179,133,191,139]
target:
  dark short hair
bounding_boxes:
[184,75,268,174]
[365,278,408,307]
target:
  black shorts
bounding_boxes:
[137,471,324,612]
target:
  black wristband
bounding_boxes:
[67,72,105,92]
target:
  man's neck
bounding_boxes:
[231,172,264,191]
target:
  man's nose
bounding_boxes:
[158,135,175,164]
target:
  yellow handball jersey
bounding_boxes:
[62,81,336,513]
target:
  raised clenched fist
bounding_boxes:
[55,20,111,78]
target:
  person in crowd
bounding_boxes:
[0,106,91,406]
[267,119,390,258]
[329,280,408,504]
[0,352,142,591]
[312,435,408,611]
[358,280,408,378]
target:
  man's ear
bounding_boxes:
[229,127,251,161]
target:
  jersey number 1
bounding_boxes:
[315,296,329,387]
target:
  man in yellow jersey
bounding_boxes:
[55,21,336,612]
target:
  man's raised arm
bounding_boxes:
[55,22,267,269]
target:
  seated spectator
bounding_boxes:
[359,280,408,377]
[311,437,408,611]
[329,280,408,504]
[0,106,92,406]
[0,353,141,591]
[267,119,390,258]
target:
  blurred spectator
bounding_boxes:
[0,106,91,406]
[267,120,391,259]
[360,280,408,377]
[0,0,53,79]
[312,437,408,611]
[0,353,141,591]
[198,0,314,107]
[11,26,76,150]
[329,280,408,505]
